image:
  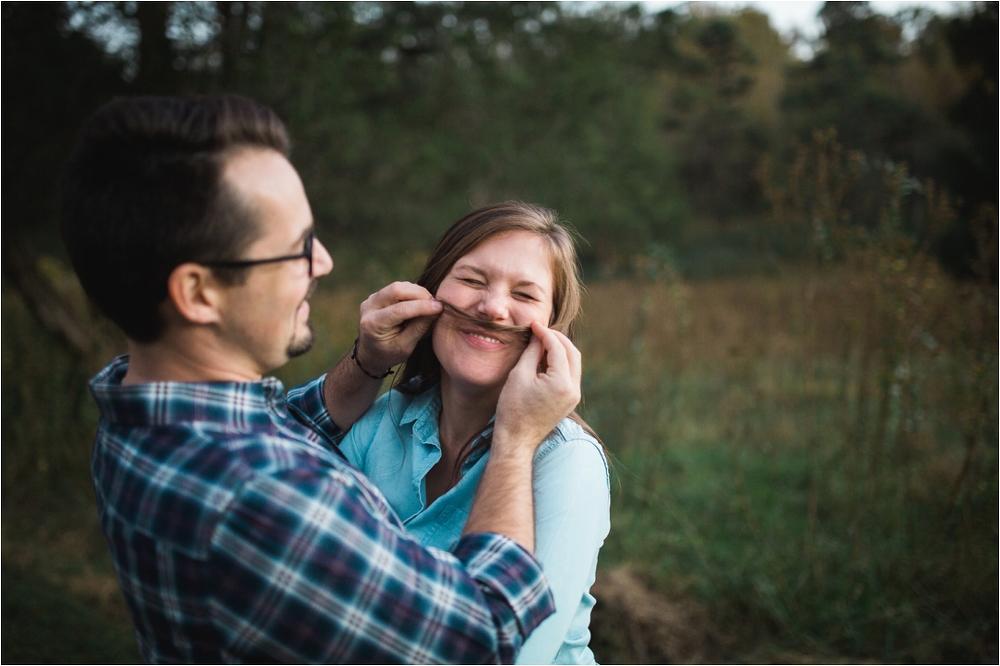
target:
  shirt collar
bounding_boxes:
[89,355,287,429]
[399,385,441,426]
[398,383,494,471]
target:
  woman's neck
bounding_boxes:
[424,375,500,506]
[437,374,501,458]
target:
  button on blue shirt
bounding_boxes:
[340,385,611,665]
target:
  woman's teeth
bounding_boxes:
[469,331,502,344]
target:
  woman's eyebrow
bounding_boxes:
[452,263,485,276]
[454,265,545,290]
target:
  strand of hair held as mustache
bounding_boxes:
[435,299,533,344]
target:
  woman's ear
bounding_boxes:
[166,263,224,325]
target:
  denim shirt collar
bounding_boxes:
[397,384,495,487]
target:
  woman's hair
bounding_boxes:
[393,201,602,476]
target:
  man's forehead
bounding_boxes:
[221,147,299,191]
[221,147,313,244]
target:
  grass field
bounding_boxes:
[2,255,997,662]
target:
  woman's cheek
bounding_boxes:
[430,324,447,362]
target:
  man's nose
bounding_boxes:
[313,237,334,277]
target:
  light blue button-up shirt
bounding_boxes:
[340,385,610,665]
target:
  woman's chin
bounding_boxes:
[435,332,522,397]
[442,365,512,396]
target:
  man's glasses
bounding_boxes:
[204,231,315,277]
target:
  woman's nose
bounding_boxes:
[475,290,509,321]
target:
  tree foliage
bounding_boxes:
[2,1,995,281]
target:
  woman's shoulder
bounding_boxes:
[533,417,609,487]
[538,416,605,458]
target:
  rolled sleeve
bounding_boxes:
[286,375,344,446]
[454,532,556,655]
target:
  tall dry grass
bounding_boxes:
[581,132,997,662]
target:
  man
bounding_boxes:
[60,96,582,663]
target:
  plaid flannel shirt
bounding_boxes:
[89,356,554,664]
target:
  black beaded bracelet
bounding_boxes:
[350,337,394,379]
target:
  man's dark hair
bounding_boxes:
[60,95,290,342]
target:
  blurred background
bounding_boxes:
[2,1,996,662]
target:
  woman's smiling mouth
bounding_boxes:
[463,328,507,349]
[436,300,533,348]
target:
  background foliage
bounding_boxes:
[4,1,997,276]
[3,2,997,663]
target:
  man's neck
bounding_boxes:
[123,331,263,385]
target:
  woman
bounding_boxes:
[340,202,610,664]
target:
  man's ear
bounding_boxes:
[166,263,224,325]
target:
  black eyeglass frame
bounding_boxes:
[204,231,314,277]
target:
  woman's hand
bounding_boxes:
[493,322,582,458]
[355,282,443,376]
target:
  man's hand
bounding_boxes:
[322,282,440,430]
[493,322,582,457]
[354,282,442,376]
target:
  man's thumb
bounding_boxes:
[512,334,543,376]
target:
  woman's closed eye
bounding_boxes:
[460,277,485,286]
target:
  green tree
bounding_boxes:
[782,2,930,161]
